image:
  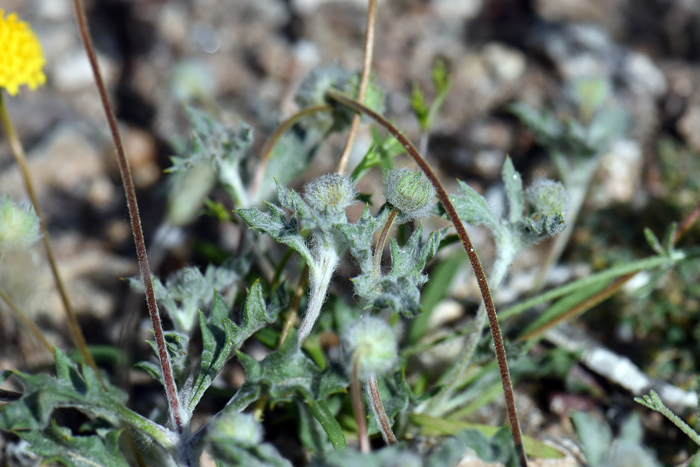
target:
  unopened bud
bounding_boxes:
[303,173,356,213]
[0,195,40,251]
[341,316,398,380]
[383,169,436,221]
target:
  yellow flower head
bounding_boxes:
[0,9,46,96]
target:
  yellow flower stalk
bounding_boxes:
[0,9,46,96]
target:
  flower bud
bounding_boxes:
[209,412,263,447]
[383,169,436,221]
[526,178,567,216]
[341,316,398,380]
[303,173,356,213]
[0,195,40,251]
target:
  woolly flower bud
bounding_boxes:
[209,412,263,447]
[0,195,40,251]
[303,173,356,213]
[526,178,567,216]
[341,316,398,380]
[383,169,436,221]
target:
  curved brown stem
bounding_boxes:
[251,104,332,197]
[336,0,378,175]
[367,375,397,444]
[72,0,185,433]
[326,89,528,467]
[0,93,97,375]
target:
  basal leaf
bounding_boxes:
[19,425,129,467]
[0,349,176,449]
[187,282,285,412]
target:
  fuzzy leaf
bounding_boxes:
[357,225,447,316]
[0,349,175,448]
[235,329,347,403]
[238,202,312,265]
[571,411,612,467]
[451,180,500,232]
[19,425,129,467]
[313,444,422,467]
[187,283,285,412]
[138,331,190,388]
[337,206,385,273]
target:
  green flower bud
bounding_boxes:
[209,412,263,447]
[526,178,567,216]
[0,195,40,251]
[383,169,436,221]
[303,173,357,213]
[341,316,398,380]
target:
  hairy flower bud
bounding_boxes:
[209,412,263,447]
[526,178,568,216]
[383,169,436,221]
[0,195,40,251]
[303,173,356,213]
[341,316,398,380]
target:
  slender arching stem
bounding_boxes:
[325,89,528,467]
[367,375,397,445]
[0,93,98,376]
[72,0,185,433]
[251,104,332,197]
[336,0,378,175]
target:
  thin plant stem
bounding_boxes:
[351,357,370,453]
[325,89,528,467]
[517,272,636,341]
[367,375,397,444]
[336,0,377,175]
[278,264,309,349]
[72,0,185,434]
[674,198,700,244]
[0,287,53,354]
[251,104,332,197]
[0,92,98,375]
[373,209,398,278]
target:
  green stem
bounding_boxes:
[306,399,348,450]
[325,89,528,467]
[0,92,98,378]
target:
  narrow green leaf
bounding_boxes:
[412,414,565,459]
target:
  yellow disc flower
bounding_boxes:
[0,9,46,96]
